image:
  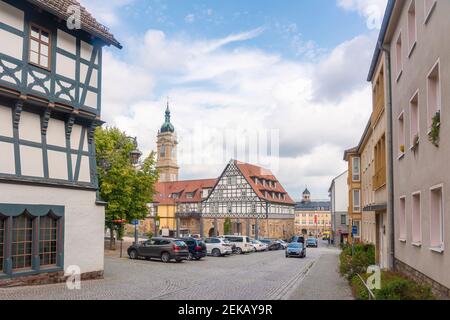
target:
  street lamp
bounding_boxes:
[129,137,142,166]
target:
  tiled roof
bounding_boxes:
[153,179,218,205]
[27,0,122,48]
[295,200,331,211]
[235,161,295,205]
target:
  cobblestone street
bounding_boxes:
[0,243,352,300]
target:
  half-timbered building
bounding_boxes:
[0,0,120,285]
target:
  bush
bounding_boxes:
[339,243,376,281]
[351,274,370,300]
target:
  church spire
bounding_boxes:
[160,98,175,133]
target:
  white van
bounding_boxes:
[221,235,253,254]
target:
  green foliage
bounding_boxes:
[339,243,376,281]
[95,127,159,231]
[428,111,440,147]
[145,231,154,239]
[351,274,369,300]
[375,272,434,300]
[223,218,232,235]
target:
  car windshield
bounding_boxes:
[288,243,301,248]
[307,238,316,242]
[174,241,187,247]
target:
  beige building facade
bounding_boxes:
[295,189,331,237]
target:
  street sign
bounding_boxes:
[352,225,358,235]
[131,219,139,226]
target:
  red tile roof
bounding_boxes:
[27,0,122,48]
[235,161,295,205]
[154,179,218,205]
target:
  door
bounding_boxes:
[141,239,156,257]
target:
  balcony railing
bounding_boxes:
[373,166,386,190]
[372,90,385,124]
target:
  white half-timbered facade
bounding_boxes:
[0,0,120,284]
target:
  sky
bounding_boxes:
[80,0,388,201]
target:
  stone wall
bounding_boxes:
[395,258,450,300]
[0,270,103,288]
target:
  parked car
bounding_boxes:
[127,238,189,263]
[180,237,207,260]
[250,239,268,252]
[204,237,233,257]
[289,235,305,244]
[259,239,282,251]
[286,242,306,258]
[221,235,253,254]
[306,237,318,248]
[276,239,288,249]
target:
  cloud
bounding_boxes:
[337,0,388,29]
[79,0,134,27]
[185,14,195,24]
[101,28,373,199]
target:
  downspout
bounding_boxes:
[380,42,395,271]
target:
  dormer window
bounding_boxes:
[186,192,194,199]
[29,24,51,70]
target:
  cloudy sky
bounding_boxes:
[80,0,388,200]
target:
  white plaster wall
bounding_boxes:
[46,118,66,147]
[48,150,68,180]
[0,29,23,60]
[56,29,76,54]
[80,41,93,61]
[85,90,97,109]
[19,111,41,143]
[0,183,105,274]
[56,53,76,80]
[70,124,83,150]
[0,105,12,137]
[0,0,24,31]
[20,145,43,177]
[334,172,348,212]
[78,156,91,183]
[0,141,15,174]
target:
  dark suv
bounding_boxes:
[180,237,207,260]
[127,237,189,263]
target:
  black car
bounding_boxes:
[260,239,282,251]
[180,237,207,260]
[127,237,189,263]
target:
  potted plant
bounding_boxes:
[411,134,419,152]
[428,110,441,147]
[400,144,405,154]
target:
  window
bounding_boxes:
[410,91,419,148]
[39,215,58,266]
[353,189,361,212]
[424,0,437,24]
[352,157,360,182]
[227,176,237,185]
[407,0,416,55]
[160,145,166,158]
[427,60,441,129]
[186,192,194,199]
[398,112,405,157]
[395,33,403,80]
[12,214,33,271]
[0,218,4,273]
[399,197,406,240]
[29,25,51,69]
[412,192,421,244]
[353,220,361,237]
[251,225,255,235]
[430,186,444,250]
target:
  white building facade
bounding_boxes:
[0,0,120,285]
[329,171,349,245]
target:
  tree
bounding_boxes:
[95,127,159,249]
[224,218,232,235]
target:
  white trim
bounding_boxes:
[407,0,417,58]
[429,183,444,251]
[411,190,422,244]
[397,111,406,158]
[426,58,441,129]
[424,0,437,25]
[395,32,403,82]
[409,90,420,150]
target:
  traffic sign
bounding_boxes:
[352,225,358,235]
[131,219,139,226]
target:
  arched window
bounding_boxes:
[12,213,34,271]
[39,214,59,266]
[0,217,5,273]
[160,145,166,158]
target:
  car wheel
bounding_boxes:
[253,247,257,253]
[161,252,170,263]
[175,258,183,263]
[188,252,193,261]
[129,249,138,260]
[195,257,202,261]
[212,249,221,257]
[235,247,242,254]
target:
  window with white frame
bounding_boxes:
[398,112,405,157]
[399,197,406,240]
[407,0,417,55]
[430,186,444,250]
[424,0,437,24]
[396,33,403,80]
[412,192,421,244]
[353,189,361,212]
[410,91,419,148]
[427,60,441,129]
[352,157,360,182]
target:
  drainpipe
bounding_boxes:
[380,42,395,271]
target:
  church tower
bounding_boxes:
[156,103,179,182]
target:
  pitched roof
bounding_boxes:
[27,0,122,48]
[153,179,218,205]
[295,200,331,211]
[235,161,295,205]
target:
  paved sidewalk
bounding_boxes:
[289,247,353,300]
